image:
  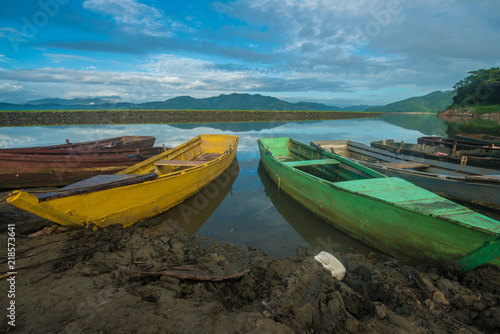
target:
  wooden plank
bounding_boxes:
[379,162,430,169]
[196,153,222,160]
[283,159,340,167]
[156,160,207,166]
[37,174,158,201]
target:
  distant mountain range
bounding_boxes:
[0,93,373,112]
[0,91,453,113]
[366,91,454,113]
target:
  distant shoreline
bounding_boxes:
[0,109,382,126]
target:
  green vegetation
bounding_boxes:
[452,67,500,107]
[0,94,347,112]
[366,91,454,113]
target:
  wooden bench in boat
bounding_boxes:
[155,153,223,167]
[379,162,430,169]
[283,159,340,167]
[36,173,158,201]
[156,160,207,166]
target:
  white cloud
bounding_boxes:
[82,0,171,36]
[0,54,13,62]
[0,82,23,92]
[44,53,98,63]
[218,0,499,92]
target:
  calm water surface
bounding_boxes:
[0,114,450,257]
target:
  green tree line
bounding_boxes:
[452,67,500,106]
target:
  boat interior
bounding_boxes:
[268,139,378,183]
[372,139,500,157]
[311,140,489,178]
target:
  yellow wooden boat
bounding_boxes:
[7,135,238,229]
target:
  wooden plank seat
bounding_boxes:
[156,153,223,167]
[194,153,222,160]
[379,162,430,169]
[156,160,208,166]
[283,159,340,167]
[36,174,158,201]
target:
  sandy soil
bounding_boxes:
[1,196,499,334]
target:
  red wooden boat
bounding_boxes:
[0,136,168,189]
[0,135,156,154]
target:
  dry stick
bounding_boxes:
[0,272,15,280]
[213,282,226,301]
[14,240,114,270]
[136,268,251,282]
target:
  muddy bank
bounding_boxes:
[1,199,499,334]
[0,110,380,127]
[439,108,500,120]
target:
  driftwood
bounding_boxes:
[28,224,59,237]
[136,268,251,282]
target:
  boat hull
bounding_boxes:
[0,147,165,189]
[417,136,500,152]
[311,140,500,211]
[8,135,238,228]
[371,139,500,170]
[0,135,156,153]
[258,137,500,272]
[456,134,500,146]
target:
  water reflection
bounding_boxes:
[169,121,293,132]
[154,159,240,234]
[257,163,376,256]
[0,116,456,257]
[438,116,500,137]
[380,114,448,137]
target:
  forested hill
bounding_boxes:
[366,91,454,113]
[0,94,372,111]
[448,67,500,112]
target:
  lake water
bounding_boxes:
[0,114,452,257]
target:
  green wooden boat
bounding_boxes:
[258,137,500,272]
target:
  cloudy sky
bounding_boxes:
[0,0,498,106]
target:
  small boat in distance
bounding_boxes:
[258,137,500,272]
[0,135,157,153]
[310,140,500,211]
[456,134,500,146]
[8,135,238,229]
[371,139,500,170]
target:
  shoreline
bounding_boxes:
[1,192,499,333]
[0,110,381,127]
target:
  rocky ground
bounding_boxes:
[1,195,499,334]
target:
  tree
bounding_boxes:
[452,67,500,106]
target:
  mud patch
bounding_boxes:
[0,201,499,333]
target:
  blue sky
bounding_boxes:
[0,0,499,106]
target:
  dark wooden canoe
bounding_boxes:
[417,136,500,153]
[371,139,500,170]
[0,146,167,189]
[259,137,500,272]
[311,140,500,211]
[456,134,500,146]
[0,135,156,154]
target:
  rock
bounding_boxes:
[432,290,450,309]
